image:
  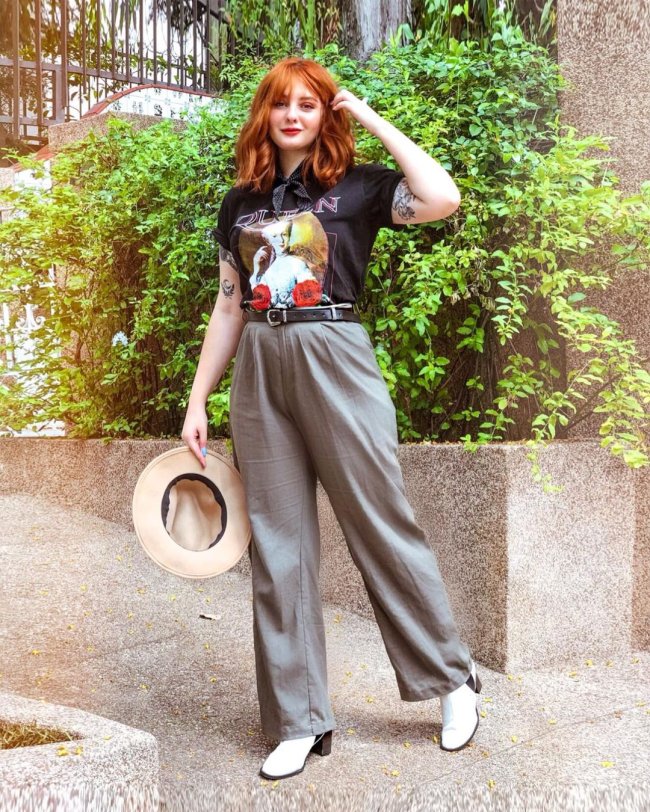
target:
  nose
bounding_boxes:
[285,103,300,121]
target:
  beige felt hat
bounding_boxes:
[132,447,251,579]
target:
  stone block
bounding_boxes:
[47,111,187,149]
[0,437,645,672]
[0,690,158,810]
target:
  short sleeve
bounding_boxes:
[213,188,234,252]
[361,163,408,231]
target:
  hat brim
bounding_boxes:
[132,447,251,579]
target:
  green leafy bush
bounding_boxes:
[1,21,648,482]
[333,29,650,477]
[0,110,239,438]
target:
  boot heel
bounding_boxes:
[475,672,482,693]
[311,730,332,756]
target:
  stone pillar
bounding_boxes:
[557,0,650,439]
[557,0,650,651]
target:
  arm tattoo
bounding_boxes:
[221,279,235,298]
[392,178,417,221]
[219,245,236,268]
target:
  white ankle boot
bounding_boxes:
[259,730,333,779]
[440,660,482,751]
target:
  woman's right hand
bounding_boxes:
[181,403,209,468]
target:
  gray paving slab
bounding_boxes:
[1,492,650,811]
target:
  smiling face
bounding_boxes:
[268,78,323,166]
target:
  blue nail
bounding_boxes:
[201,447,207,457]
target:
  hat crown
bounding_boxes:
[165,478,224,551]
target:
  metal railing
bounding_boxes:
[0,0,235,148]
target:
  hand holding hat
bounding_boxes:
[132,446,251,578]
[181,402,209,468]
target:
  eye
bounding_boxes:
[274,101,316,109]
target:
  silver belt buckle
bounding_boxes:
[266,308,285,327]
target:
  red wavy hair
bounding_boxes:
[233,57,357,194]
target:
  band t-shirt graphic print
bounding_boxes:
[239,209,330,309]
[213,161,409,311]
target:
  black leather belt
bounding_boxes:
[243,305,361,326]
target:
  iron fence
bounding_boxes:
[0,0,235,148]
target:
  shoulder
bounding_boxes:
[223,179,257,199]
[352,161,400,175]
[352,162,407,230]
[352,161,404,190]
[222,185,244,203]
[217,186,237,212]
[333,162,399,192]
[223,181,267,208]
[217,185,253,221]
[354,161,405,198]
[343,161,378,181]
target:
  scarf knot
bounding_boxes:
[272,161,313,217]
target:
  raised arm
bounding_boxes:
[330,89,461,224]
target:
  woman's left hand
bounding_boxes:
[330,89,385,137]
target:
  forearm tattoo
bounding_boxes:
[219,245,236,268]
[392,178,417,221]
[221,279,235,298]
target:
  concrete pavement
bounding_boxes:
[1,492,649,810]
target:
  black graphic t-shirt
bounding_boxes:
[213,161,407,310]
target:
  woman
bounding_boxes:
[181,56,482,781]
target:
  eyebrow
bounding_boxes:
[278,94,318,101]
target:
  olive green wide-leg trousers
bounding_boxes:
[229,319,473,741]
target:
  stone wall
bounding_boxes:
[1,437,646,672]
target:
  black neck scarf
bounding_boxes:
[272,159,313,217]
